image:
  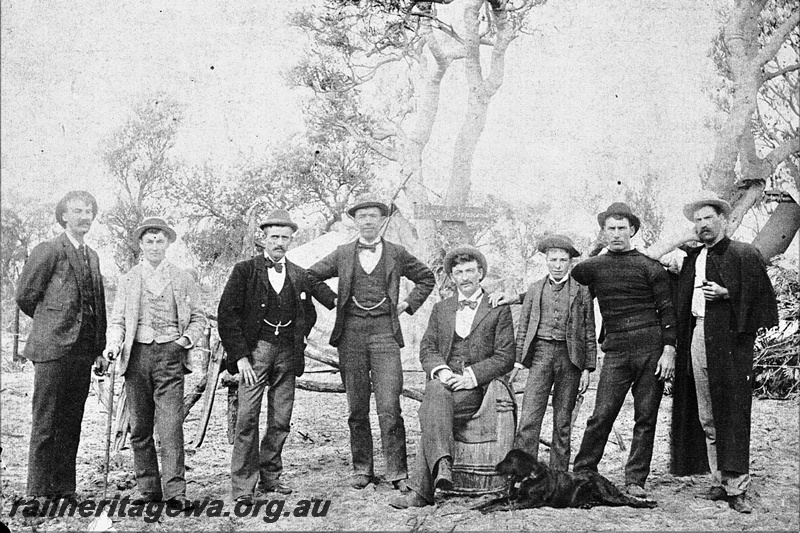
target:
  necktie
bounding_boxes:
[79,244,92,279]
[357,242,378,253]
[266,259,283,273]
[458,299,478,311]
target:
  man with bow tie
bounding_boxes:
[308,200,435,491]
[104,218,205,510]
[390,247,514,508]
[218,210,329,502]
[16,191,107,508]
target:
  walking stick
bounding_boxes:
[89,356,116,532]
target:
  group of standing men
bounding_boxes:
[16,190,776,516]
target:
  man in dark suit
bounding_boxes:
[496,235,597,471]
[218,210,328,502]
[390,247,515,508]
[16,191,107,505]
[308,200,435,491]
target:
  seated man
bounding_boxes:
[390,247,515,508]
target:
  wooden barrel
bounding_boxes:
[450,380,516,494]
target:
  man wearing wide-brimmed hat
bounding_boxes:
[16,191,107,509]
[569,202,676,500]
[309,199,435,491]
[390,246,514,508]
[492,235,596,471]
[104,217,205,510]
[669,192,777,513]
[218,209,330,501]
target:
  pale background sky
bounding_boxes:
[1,0,744,247]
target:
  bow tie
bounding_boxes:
[458,299,478,311]
[266,259,283,273]
[357,242,379,253]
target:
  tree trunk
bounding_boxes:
[752,201,800,259]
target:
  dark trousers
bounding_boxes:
[515,340,581,471]
[410,379,483,502]
[231,340,296,499]
[338,315,407,481]
[573,326,664,487]
[125,341,187,499]
[27,335,94,497]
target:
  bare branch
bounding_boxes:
[764,136,800,170]
[333,121,398,162]
[756,9,800,67]
[763,63,800,82]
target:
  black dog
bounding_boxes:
[474,449,657,513]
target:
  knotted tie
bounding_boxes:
[357,242,378,253]
[266,259,284,273]
[458,299,478,311]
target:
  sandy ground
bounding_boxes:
[1,362,798,532]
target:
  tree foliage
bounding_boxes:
[100,94,183,271]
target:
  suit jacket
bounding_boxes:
[308,240,435,348]
[106,260,206,376]
[419,293,515,387]
[515,276,597,371]
[218,255,325,377]
[16,232,107,362]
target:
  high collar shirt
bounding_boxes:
[264,252,287,294]
[357,238,383,275]
[691,247,708,318]
[64,231,82,250]
[455,287,484,338]
[141,259,172,296]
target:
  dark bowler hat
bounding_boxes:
[133,217,177,242]
[682,191,732,221]
[443,246,488,281]
[347,200,390,218]
[259,209,298,232]
[597,202,641,234]
[537,234,580,258]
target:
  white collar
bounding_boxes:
[263,251,286,264]
[142,259,169,275]
[457,287,483,302]
[64,231,82,249]
[358,237,382,246]
[548,274,570,286]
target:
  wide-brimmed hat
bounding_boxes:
[443,246,488,281]
[133,217,177,242]
[537,234,580,258]
[259,209,298,232]
[682,191,732,221]
[597,202,641,234]
[347,200,390,218]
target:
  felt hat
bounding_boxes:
[259,209,298,232]
[537,234,580,258]
[682,191,732,221]
[133,217,176,242]
[347,200,390,218]
[597,202,641,234]
[443,246,488,281]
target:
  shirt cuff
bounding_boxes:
[431,365,450,380]
[463,367,478,389]
[177,335,193,349]
[514,362,525,370]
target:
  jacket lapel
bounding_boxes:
[255,255,272,293]
[383,240,395,282]
[61,234,84,284]
[567,276,579,309]
[469,290,491,334]
[442,296,458,358]
[339,241,358,301]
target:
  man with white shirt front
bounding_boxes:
[309,200,435,491]
[390,247,514,508]
[104,218,205,510]
[218,210,329,502]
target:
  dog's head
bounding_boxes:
[496,449,549,499]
